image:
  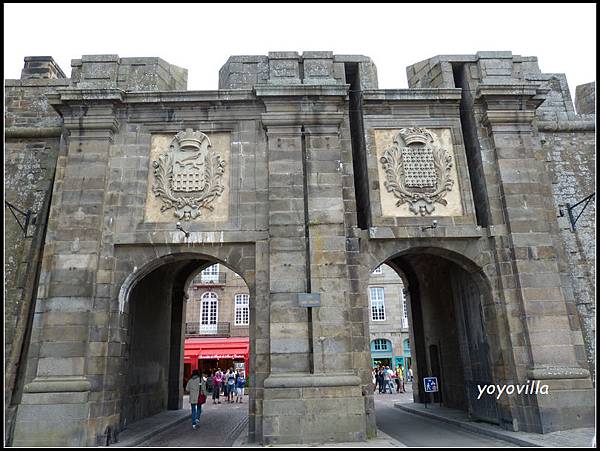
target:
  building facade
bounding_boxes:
[186,263,250,337]
[183,264,251,381]
[4,51,595,446]
[368,265,411,372]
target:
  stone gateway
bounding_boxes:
[4,51,595,446]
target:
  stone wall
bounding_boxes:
[536,80,596,381]
[4,56,68,439]
[5,50,596,446]
[406,51,596,385]
[70,55,187,91]
[405,51,595,432]
[219,51,378,89]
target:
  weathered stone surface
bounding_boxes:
[4,50,595,446]
[575,82,595,114]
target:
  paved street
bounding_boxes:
[139,396,248,447]
[133,387,592,447]
[374,387,514,447]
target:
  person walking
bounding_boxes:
[213,368,223,404]
[235,372,246,403]
[386,366,395,394]
[185,370,205,429]
[394,366,401,393]
[396,365,405,393]
[206,371,214,395]
[408,367,413,383]
[226,368,236,403]
[377,367,385,394]
[383,366,391,394]
[223,368,230,401]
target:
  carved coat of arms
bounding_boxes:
[380,127,454,216]
[152,129,225,220]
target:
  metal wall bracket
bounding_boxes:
[5,201,35,237]
[565,193,595,230]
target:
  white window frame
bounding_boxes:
[370,287,386,321]
[201,264,219,283]
[234,293,250,326]
[200,292,218,333]
[373,266,383,274]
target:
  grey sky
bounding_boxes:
[4,3,596,101]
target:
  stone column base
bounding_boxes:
[261,373,367,445]
[11,377,91,446]
[526,368,595,433]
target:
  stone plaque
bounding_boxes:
[297,293,321,308]
[375,128,463,217]
[144,131,230,222]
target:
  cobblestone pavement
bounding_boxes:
[374,386,515,447]
[139,396,249,447]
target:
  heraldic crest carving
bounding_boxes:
[380,127,454,216]
[152,129,226,220]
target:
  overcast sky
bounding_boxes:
[4,3,596,101]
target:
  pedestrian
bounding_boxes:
[226,367,236,403]
[223,368,230,400]
[396,365,405,393]
[377,367,385,394]
[408,367,413,383]
[394,366,401,393]
[206,371,214,394]
[185,370,205,429]
[385,366,394,394]
[213,368,223,404]
[382,367,389,393]
[388,367,396,394]
[236,372,246,403]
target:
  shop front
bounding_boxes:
[370,338,393,368]
[184,337,249,389]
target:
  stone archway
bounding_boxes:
[362,243,511,426]
[113,246,260,442]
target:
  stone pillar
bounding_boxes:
[257,84,367,444]
[478,84,594,432]
[11,90,121,446]
[264,121,311,374]
[21,56,66,80]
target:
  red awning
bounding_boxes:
[184,337,249,361]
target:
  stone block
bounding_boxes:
[37,357,85,376]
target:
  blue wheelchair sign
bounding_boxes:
[424,377,438,393]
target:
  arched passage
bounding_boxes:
[368,247,502,425]
[115,250,256,437]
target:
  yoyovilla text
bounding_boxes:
[477,381,549,400]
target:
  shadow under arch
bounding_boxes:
[371,245,503,426]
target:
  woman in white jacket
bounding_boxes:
[185,370,207,429]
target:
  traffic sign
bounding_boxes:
[424,376,438,393]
